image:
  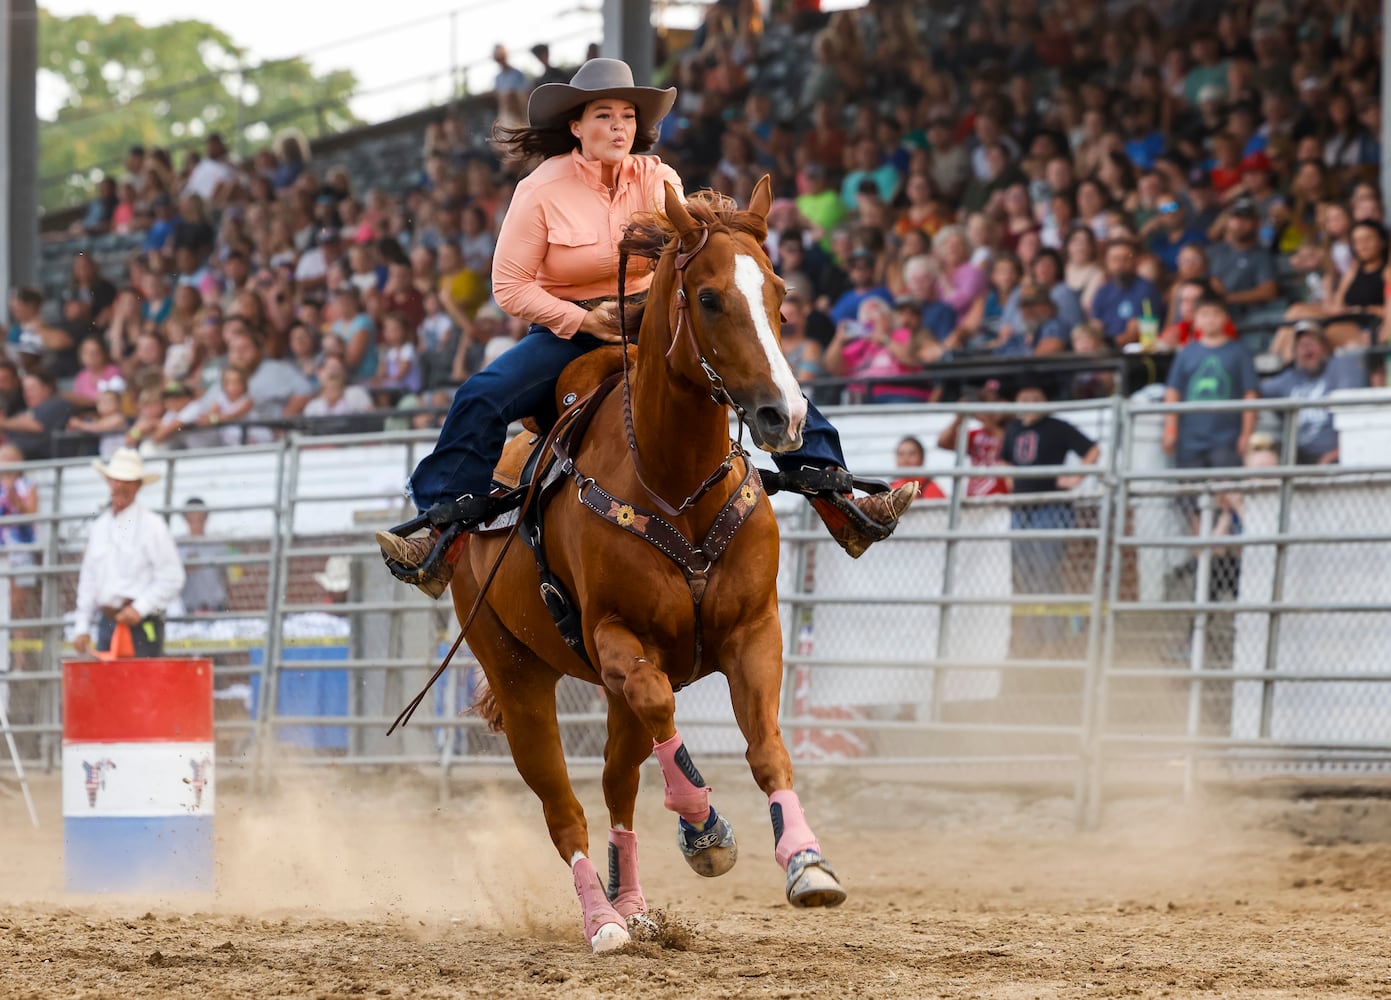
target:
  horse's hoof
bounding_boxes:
[590,921,630,953]
[785,849,847,908]
[678,808,738,878]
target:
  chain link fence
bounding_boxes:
[5,395,1391,825]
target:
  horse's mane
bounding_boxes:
[620,190,770,263]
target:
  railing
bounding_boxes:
[5,391,1391,826]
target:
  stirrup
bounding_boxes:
[759,466,892,498]
[381,521,466,586]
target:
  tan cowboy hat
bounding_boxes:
[91,448,161,485]
[526,58,676,129]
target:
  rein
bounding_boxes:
[617,225,749,519]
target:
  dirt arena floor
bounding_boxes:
[3,762,1391,999]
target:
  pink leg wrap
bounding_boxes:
[653,732,712,825]
[769,789,821,870]
[572,856,624,940]
[606,829,646,919]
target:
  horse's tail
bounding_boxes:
[469,679,505,734]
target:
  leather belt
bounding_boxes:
[573,291,648,312]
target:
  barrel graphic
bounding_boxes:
[62,658,215,892]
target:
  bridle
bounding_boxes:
[616,223,749,519]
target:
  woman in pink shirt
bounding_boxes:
[378,59,915,591]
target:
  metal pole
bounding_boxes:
[449,10,459,104]
[0,687,39,827]
[251,439,294,791]
[1183,490,1215,801]
[929,418,971,723]
[1076,395,1121,826]
[1084,398,1134,828]
[5,0,40,297]
[1258,415,1298,737]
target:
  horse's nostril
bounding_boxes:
[754,405,789,440]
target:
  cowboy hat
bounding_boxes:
[526,58,676,129]
[314,555,352,594]
[91,448,160,485]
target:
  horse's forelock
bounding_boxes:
[621,191,770,263]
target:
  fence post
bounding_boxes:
[39,464,67,771]
[1183,489,1216,799]
[1084,397,1132,828]
[929,414,971,722]
[1258,413,1299,737]
[251,438,294,791]
[1076,394,1122,826]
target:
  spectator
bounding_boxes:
[531,43,569,87]
[305,356,373,418]
[996,285,1068,357]
[1260,322,1367,465]
[1162,294,1259,471]
[175,497,229,615]
[0,358,25,418]
[182,133,239,206]
[1207,200,1278,313]
[829,247,892,324]
[1282,219,1387,353]
[890,436,945,498]
[67,386,129,460]
[933,225,986,317]
[7,287,75,377]
[794,163,847,250]
[225,325,313,423]
[72,449,185,658]
[1091,237,1165,347]
[63,253,118,337]
[937,383,1010,497]
[0,371,74,460]
[777,288,825,386]
[1027,248,1087,331]
[325,286,378,384]
[1063,226,1106,314]
[69,337,123,410]
[369,311,422,397]
[1146,197,1208,274]
[1001,381,1100,655]
[294,227,344,289]
[900,255,957,343]
[823,297,930,404]
[75,176,119,236]
[841,136,902,210]
[493,44,530,126]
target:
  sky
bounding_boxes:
[38,0,610,124]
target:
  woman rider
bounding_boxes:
[378,59,917,595]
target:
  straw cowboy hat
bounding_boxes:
[526,58,676,129]
[314,555,352,594]
[91,448,160,485]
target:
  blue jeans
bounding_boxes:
[409,324,847,510]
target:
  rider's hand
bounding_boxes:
[580,302,623,343]
[74,633,91,656]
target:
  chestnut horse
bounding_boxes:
[447,177,845,952]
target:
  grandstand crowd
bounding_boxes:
[2,0,1386,470]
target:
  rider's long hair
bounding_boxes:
[492,102,661,165]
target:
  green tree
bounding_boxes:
[39,9,360,213]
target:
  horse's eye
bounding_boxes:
[698,291,721,312]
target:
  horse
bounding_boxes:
[447,176,845,952]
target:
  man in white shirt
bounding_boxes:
[73,449,185,658]
[183,133,239,205]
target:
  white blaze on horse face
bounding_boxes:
[733,254,808,432]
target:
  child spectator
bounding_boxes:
[1162,294,1259,471]
[891,436,945,498]
[70,337,122,410]
[67,387,129,460]
[937,382,1010,497]
[371,311,421,397]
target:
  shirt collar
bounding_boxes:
[570,149,633,194]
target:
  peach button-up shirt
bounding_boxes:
[492,149,685,338]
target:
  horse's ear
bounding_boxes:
[748,174,773,220]
[664,181,698,238]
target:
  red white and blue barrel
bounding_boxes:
[62,658,215,892]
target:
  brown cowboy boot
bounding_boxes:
[376,528,467,599]
[376,495,492,599]
[809,481,919,558]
